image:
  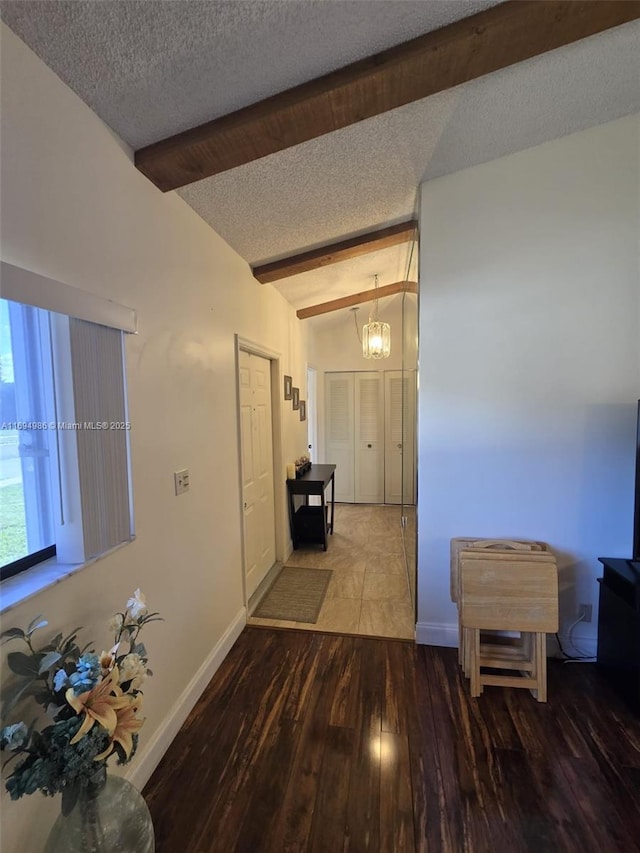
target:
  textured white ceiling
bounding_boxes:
[180,21,640,272]
[1,1,638,317]
[0,0,500,148]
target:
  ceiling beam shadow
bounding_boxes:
[253,220,417,284]
[297,281,418,320]
[134,1,640,192]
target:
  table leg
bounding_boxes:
[328,472,335,534]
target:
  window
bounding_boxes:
[0,263,137,587]
[0,299,56,578]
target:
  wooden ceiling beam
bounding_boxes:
[253,220,417,284]
[134,1,640,192]
[297,281,418,320]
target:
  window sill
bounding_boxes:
[0,539,134,615]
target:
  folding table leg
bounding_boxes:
[470,629,482,697]
[535,632,548,703]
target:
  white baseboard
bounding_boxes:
[415,621,458,647]
[126,606,246,790]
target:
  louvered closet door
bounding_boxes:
[355,372,384,503]
[384,371,404,505]
[325,372,355,502]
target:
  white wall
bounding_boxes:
[417,114,640,651]
[0,24,310,851]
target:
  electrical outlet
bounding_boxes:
[578,603,592,623]
[174,469,190,495]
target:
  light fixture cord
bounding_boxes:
[352,307,362,344]
[369,274,379,323]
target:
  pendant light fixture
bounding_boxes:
[362,275,391,359]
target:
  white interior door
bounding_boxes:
[355,372,384,503]
[384,371,404,505]
[325,372,354,502]
[239,350,276,598]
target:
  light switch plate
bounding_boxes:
[174,469,190,495]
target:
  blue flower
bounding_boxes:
[1,722,28,751]
[53,669,68,693]
[68,654,101,696]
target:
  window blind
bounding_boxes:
[69,318,132,558]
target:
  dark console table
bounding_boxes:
[597,557,640,715]
[287,464,336,550]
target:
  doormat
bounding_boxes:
[253,566,333,624]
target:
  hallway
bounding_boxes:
[248,504,415,640]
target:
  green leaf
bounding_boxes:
[26,615,48,636]
[60,628,82,654]
[38,652,62,674]
[0,628,26,643]
[33,691,51,705]
[7,652,41,678]
[1,679,38,721]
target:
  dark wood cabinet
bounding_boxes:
[597,557,640,715]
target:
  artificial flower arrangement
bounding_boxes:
[0,589,161,814]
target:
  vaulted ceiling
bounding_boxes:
[1,1,638,320]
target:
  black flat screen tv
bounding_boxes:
[634,399,640,561]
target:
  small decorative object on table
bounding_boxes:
[295,455,311,477]
[0,589,162,852]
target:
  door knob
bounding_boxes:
[367,443,372,448]
[397,443,402,449]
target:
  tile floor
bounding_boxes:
[247,504,415,640]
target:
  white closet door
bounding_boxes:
[355,372,384,503]
[384,371,404,505]
[325,372,355,502]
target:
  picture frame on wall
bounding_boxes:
[299,400,306,422]
[292,387,300,410]
[284,375,293,400]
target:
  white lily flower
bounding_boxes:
[126,588,147,618]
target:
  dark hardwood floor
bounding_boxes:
[144,628,640,853]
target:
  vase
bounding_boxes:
[44,771,154,853]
